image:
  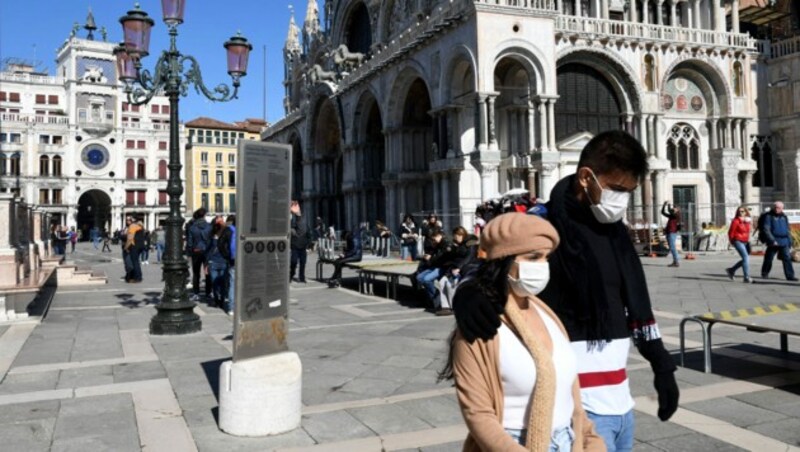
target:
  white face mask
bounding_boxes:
[508,261,550,298]
[585,170,631,224]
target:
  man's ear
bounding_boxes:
[576,166,592,190]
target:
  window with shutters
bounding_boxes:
[151,104,159,114]
[158,160,167,179]
[39,155,49,176]
[201,170,209,187]
[228,171,235,187]
[126,190,135,205]
[9,154,20,175]
[126,159,136,179]
[229,194,236,212]
[52,189,62,204]
[159,190,168,205]
[216,171,223,187]
[35,94,46,104]
[137,140,145,149]
[137,190,146,205]
[215,193,223,212]
[39,189,50,205]
[137,159,146,179]
[158,141,167,150]
[201,193,209,210]
[9,92,20,102]
[0,92,6,101]
[555,63,622,141]
[126,139,135,149]
[48,95,58,105]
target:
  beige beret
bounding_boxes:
[480,213,560,260]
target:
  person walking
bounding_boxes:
[69,226,78,254]
[290,200,310,283]
[101,229,112,253]
[207,222,229,308]
[661,201,681,267]
[91,226,101,250]
[140,229,151,265]
[125,217,144,283]
[760,201,798,281]
[453,131,679,452]
[218,215,236,315]
[187,208,212,300]
[120,218,132,280]
[726,206,754,283]
[399,214,419,261]
[153,226,166,263]
[441,213,604,451]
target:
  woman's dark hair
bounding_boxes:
[403,214,415,224]
[452,226,468,238]
[212,221,224,236]
[438,255,516,382]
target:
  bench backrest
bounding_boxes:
[317,238,336,260]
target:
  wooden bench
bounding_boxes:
[679,303,799,373]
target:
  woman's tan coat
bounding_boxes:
[452,295,606,452]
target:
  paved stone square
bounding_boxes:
[1,243,800,451]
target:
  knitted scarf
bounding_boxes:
[544,175,660,348]
[503,298,555,452]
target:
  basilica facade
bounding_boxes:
[264,0,798,232]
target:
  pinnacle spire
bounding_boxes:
[285,12,301,52]
[84,7,97,40]
[303,0,320,36]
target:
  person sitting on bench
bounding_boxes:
[328,228,363,288]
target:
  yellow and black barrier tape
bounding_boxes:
[700,303,798,321]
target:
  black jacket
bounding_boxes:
[290,214,311,250]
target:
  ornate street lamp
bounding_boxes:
[116,1,252,335]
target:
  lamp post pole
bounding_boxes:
[115,1,252,335]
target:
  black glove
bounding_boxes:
[654,371,679,421]
[637,338,679,421]
[452,280,503,343]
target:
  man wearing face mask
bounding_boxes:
[453,130,679,452]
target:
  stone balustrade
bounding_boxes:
[555,15,756,50]
[769,36,800,59]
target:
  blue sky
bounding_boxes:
[0,0,314,125]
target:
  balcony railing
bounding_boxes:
[554,15,756,50]
[474,0,556,12]
[32,115,69,125]
[769,36,800,59]
[0,72,63,85]
[0,143,23,152]
[0,113,24,123]
[38,143,66,152]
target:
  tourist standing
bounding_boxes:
[290,200,310,283]
[187,208,212,300]
[218,215,236,315]
[140,229,151,265]
[662,201,681,268]
[207,222,228,308]
[153,226,166,263]
[125,217,144,283]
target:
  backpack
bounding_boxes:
[133,228,145,251]
[757,213,770,244]
[218,227,233,262]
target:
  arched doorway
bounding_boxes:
[555,62,623,141]
[312,98,345,230]
[77,189,112,239]
[353,91,386,226]
[401,78,434,216]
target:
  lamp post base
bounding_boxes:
[150,302,202,335]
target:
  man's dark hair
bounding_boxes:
[430,227,443,237]
[226,214,236,225]
[577,130,649,181]
[194,207,207,219]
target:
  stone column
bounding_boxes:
[509,109,518,155]
[708,118,719,149]
[538,98,548,153]
[732,119,741,151]
[432,173,441,215]
[487,95,498,151]
[653,170,666,212]
[646,115,656,155]
[731,0,740,33]
[686,1,693,28]
[654,115,666,160]
[575,0,582,17]
[527,101,537,155]
[630,0,638,22]
[639,115,649,153]
[594,0,601,18]
[711,0,720,31]
[642,0,649,24]
[441,172,451,227]
[741,171,753,204]
[475,95,487,151]
[740,120,750,159]
[398,183,407,217]
[527,170,538,198]
[656,0,664,25]
[710,148,742,222]
[0,194,19,287]
[669,0,677,26]
[547,99,557,151]
[602,0,610,19]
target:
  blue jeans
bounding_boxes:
[92,237,100,250]
[227,266,235,313]
[156,243,165,262]
[416,267,442,301]
[666,233,679,263]
[401,243,418,261]
[730,240,750,279]
[209,264,228,302]
[505,425,574,451]
[586,409,635,452]
[762,245,795,279]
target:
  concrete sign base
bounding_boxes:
[218,351,302,437]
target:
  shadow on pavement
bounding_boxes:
[677,343,800,381]
[114,292,160,308]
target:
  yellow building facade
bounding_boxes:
[185,117,265,216]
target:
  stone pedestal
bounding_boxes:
[218,352,302,437]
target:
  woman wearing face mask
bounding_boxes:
[726,206,753,283]
[440,213,604,452]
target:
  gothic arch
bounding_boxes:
[331,0,373,54]
[661,58,731,116]
[442,45,478,103]
[353,87,384,144]
[308,95,343,160]
[556,47,642,113]
[386,63,432,127]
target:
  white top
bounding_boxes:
[499,305,578,431]
[571,338,634,415]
